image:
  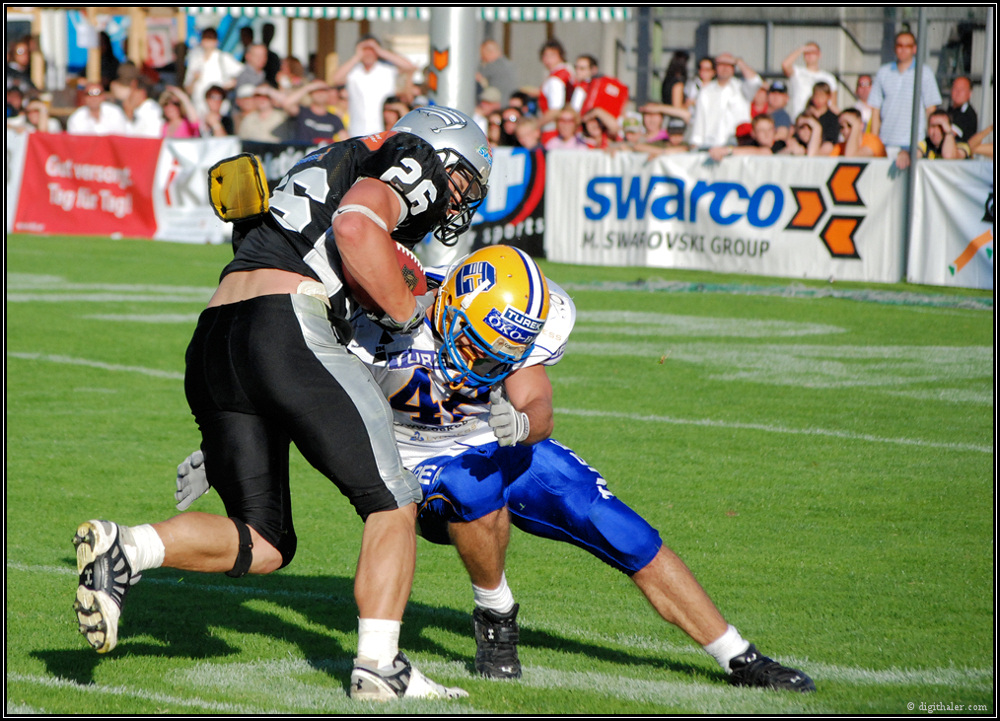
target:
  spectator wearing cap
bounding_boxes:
[830,108,886,158]
[184,27,244,120]
[709,113,785,160]
[474,86,503,134]
[232,84,257,133]
[236,84,290,142]
[803,81,839,154]
[780,113,824,156]
[476,39,518,106]
[851,75,875,132]
[766,80,794,140]
[280,78,347,144]
[689,51,762,148]
[782,41,838,118]
[66,82,128,135]
[329,35,416,137]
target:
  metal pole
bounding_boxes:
[980,7,994,131]
[635,7,651,104]
[427,6,479,115]
[903,7,927,283]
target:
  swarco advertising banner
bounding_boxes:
[543,151,909,283]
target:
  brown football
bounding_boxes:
[342,242,428,313]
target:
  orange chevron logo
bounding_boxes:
[827,163,866,206]
[820,215,863,258]
[786,187,826,230]
[786,163,870,259]
[432,48,449,71]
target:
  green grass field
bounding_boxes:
[6,233,994,714]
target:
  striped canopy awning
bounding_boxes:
[181,6,632,22]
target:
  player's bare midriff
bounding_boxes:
[208,268,317,308]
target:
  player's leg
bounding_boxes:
[266,295,464,699]
[74,303,295,655]
[414,448,522,678]
[505,439,815,691]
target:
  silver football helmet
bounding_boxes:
[393,106,492,246]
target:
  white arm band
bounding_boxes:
[334,204,389,232]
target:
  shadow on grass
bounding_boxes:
[35,563,720,690]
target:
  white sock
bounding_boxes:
[118,523,165,573]
[472,572,516,614]
[703,625,751,674]
[357,618,401,668]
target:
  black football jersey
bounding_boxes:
[222,131,451,305]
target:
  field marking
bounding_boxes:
[8,561,993,701]
[8,352,988,453]
[575,311,847,338]
[5,672,278,714]
[553,407,993,455]
[7,352,184,380]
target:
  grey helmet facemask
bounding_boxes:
[392,106,492,246]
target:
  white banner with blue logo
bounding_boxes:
[907,160,993,290]
[543,150,908,283]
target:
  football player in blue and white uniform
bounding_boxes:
[73,106,492,701]
[178,244,815,692]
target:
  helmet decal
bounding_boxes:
[433,246,550,389]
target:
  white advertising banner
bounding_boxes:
[907,160,994,290]
[152,137,240,244]
[5,129,29,234]
[544,150,908,283]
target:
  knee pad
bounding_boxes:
[226,517,298,575]
[507,440,662,575]
[226,517,255,578]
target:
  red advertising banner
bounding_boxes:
[13,134,162,238]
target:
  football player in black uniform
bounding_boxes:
[72,106,492,701]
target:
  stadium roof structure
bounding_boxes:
[180,6,633,22]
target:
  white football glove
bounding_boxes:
[488,385,530,447]
[175,450,210,511]
[369,291,436,334]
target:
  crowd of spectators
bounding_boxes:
[5,26,994,163]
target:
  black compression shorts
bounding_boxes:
[184,293,420,563]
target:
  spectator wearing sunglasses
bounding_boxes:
[66,82,127,135]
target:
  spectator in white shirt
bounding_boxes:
[66,82,128,136]
[688,52,762,148]
[184,27,244,120]
[782,42,839,118]
[123,77,165,137]
[329,35,416,138]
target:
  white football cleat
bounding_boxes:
[73,520,141,653]
[349,652,468,700]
